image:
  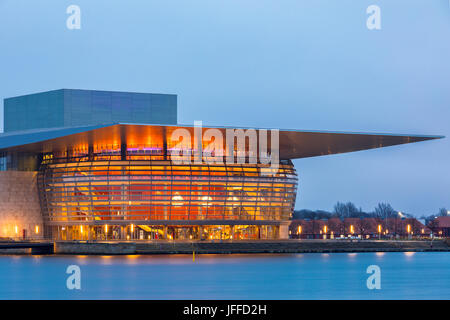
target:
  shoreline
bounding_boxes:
[0,239,448,255]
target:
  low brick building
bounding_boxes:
[428,216,450,237]
[290,217,431,239]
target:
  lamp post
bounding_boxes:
[378,224,382,240]
[395,212,403,238]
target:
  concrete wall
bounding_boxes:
[55,242,136,255]
[53,239,449,255]
[0,171,43,239]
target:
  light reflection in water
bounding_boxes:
[0,252,448,300]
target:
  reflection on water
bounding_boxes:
[0,252,448,300]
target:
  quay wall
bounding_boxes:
[55,242,136,254]
[52,240,449,255]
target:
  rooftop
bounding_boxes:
[0,122,443,159]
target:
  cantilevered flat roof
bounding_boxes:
[0,123,443,159]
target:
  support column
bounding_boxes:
[88,146,94,161]
[198,186,203,220]
[66,148,73,162]
[279,223,289,240]
[162,127,168,160]
[121,143,127,161]
[164,186,168,220]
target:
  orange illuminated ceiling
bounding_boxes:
[0,123,444,159]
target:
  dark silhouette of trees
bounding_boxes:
[333,202,361,218]
[360,218,374,238]
[374,203,397,219]
[419,208,448,226]
[293,202,400,221]
[292,209,332,220]
[438,208,448,217]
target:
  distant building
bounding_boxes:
[428,216,450,237]
[289,217,431,239]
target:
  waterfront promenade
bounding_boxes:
[0,239,448,255]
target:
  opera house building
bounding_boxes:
[0,89,441,241]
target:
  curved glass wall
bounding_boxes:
[38,159,297,226]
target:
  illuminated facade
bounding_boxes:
[0,89,442,240]
[38,158,297,240]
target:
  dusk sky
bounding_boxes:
[0,1,449,216]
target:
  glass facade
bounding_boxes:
[38,157,297,240]
[0,152,40,171]
[48,224,281,241]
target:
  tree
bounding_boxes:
[438,208,448,217]
[333,202,346,218]
[333,202,359,218]
[420,214,436,226]
[428,218,439,235]
[292,209,332,220]
[374,203,396,219]
[360,218,374,239]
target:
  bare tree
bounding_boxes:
[360,219,373,239]
[438,208,448,217]
[333,202,347,219]
[334,202,359,218]
[374,203,396,219]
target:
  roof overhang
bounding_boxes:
[0,123,444,160]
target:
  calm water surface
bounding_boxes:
[0,252,448,299]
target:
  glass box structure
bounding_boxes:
[0,89,443,241]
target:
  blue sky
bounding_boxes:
[0,0,449,216]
